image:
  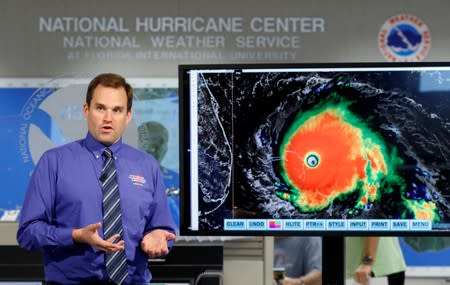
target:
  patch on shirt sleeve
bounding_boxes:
[128,174,147,186]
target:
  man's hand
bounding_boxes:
[72,222,124,252]
[140,229,176,258]
[282,276,303,285]
[353,264,372,285]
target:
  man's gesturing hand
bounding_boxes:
[140,229,176,258]
[72,222,125,252]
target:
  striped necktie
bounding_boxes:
[101,148,128,284]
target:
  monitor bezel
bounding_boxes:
[179,62,450,237]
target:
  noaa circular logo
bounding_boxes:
[378,14,431,62]
[6,82,137,212]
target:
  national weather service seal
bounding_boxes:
[378,14,431,62]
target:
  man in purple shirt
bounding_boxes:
[17,73,176,285]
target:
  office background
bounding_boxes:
[0,0,449,284]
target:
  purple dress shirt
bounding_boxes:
[17,132,176,285]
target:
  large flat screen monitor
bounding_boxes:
[179,63,450,236]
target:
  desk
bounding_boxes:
[0,245,223,285]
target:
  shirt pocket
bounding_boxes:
[120,175,155,238]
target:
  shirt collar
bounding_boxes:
[85,132,123,159]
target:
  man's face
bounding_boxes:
[83,84,131,146]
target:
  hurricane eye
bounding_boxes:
[305,153,320,168]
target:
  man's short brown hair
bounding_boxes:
[86,73,133,111]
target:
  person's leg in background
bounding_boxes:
[387,271,405,285]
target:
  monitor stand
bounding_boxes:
[322,236,345,285]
